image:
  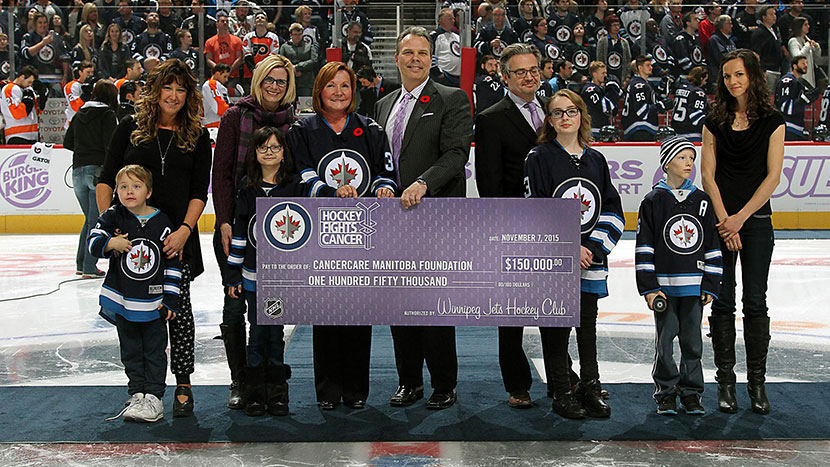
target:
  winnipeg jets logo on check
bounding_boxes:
[263,202,312,251]
[318,149,371,196]
[121,239,160,281]
[663,214,703,255]
[553,178,601,234]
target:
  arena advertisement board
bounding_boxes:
[1,144,828,230]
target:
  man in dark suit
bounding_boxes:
[356,65,399,120]
[375,26,473,410]
[475,43,547,409]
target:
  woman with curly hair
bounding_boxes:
[701,48,784,416]
[97,59,212,418]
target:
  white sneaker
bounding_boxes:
[132,393,164,422]
[107,393,144,421]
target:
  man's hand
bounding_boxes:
[159,305,177,321]
[400,181,427,209]
[228,284,242,299]
[701,293,713,306]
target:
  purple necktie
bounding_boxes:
[525,101,543,134]
[391,93,413,184]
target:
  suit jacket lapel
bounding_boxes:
[502,97,537,142]
[400,80,434,154]
[378,88,402,128]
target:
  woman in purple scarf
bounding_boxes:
[212,54,298,410]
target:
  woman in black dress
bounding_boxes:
[97,59,211,417]
[701,49,784,415]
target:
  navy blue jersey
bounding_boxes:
[474,74,506,115]
[621,75,660,136]
[170,47,200,71]
[113,15,147,47]
[635,179,722,298]
[671,82,708,139]
[474,25,519,57]
[131,31,174,63]
[672,31,706,74]
[524,140,624,297]
[547,12,580,46]
[88,204,182,323]
[583,14,607,47]
[645,32,674,77]
[527,33,563,60]
[819,85,830,126]
[775,72,812,137]
[565,42,594,76]
[581,80,621,131]
[287,112,397,198]
[226,176,308,291]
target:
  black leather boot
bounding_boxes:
[243,366,267,417]
[708,314,738,413]
[220,324,246,410]
[576,379,611,418]
[744,317,772,414]
[265,364,291,416]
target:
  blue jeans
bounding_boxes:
[73,165,100,274]
[245,291,285,367]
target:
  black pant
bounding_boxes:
[116,314,168,398]
[313,325,371,403]
[213,230,246,326]
[711,216,774,320]
[390,325,457,393]
[6,136,35,145]
[543,292,600,395]
[498,327,532,393]
[652,296,704,398]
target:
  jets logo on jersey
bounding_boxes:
[318,149,371,196]
[450,40,461,56]
[555,25,572,43]
[573,50,589,69]
[262,201,312,251]
[184,57,196,70]
[653,45,667,62]
[521,29,533,43]
[247,215,258,248]
[342,23,350,37]
[1,60,10,75]
[302,33,315,45]
[635,82,645,89]
[121,238,161,281]
[627,20,642,38]
[692,46,703,64]
[607,52,622,69]
[38,45,55,62]
[545,43,560,60]
[122,29,136,45]
[595,27,608,42]
[553,178,601,234]
[144,43,162,58]
[492,41,506,56]
[663,214,703,255]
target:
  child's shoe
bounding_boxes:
[108,393,144,421]
[680,394,705,415]
[576,379,611,418]
[656,394,677,415]
[133,394,164,422]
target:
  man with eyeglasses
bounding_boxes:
[621,55,671,141]
[474,43,553,410]
[474,6,518,58]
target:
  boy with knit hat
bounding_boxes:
[635,136,723,416]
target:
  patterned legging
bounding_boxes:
[169,264,195,376]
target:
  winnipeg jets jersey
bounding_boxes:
[524,140,624,297]
[621,75,659,136]
[635,179,722,298]
[671,82,708,140]
[774,72,812,137]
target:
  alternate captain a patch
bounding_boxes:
[663,213,703,255]
[553,177,601,234]
[121,239,161,281]
[317,149,371,196]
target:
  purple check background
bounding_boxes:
[257,198,582,326]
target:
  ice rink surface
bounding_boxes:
[0,233,828,466]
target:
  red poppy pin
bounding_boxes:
[353,128,363,136]
[379,87,384,93]
[420,95,430,103]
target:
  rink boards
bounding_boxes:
[0,143,828,232]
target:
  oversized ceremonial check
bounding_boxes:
[256,198,581,326]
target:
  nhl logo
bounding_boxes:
[262,201,313,251]
[607,52,622,69]
[546,43,560,60]
[663,214,703,255]
[553,177,601,234]
[319,148,371,196]
[121,238,161,281]
[263,297,284,318]
[555,25,571,43]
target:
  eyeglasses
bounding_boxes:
[256,144,284,154]
[262,77,288,87]
[550,108,580,119]
[509,67,541,79]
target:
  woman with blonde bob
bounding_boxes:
[287,61,396,410]
[97,59,212,418]
[212,54,298,410]
[524,89,623,420]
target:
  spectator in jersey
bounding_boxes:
[733,0,759,50]
[707,15,736,85]
[112,0,147,49]
[202,62,230,129]
[63,79,118,279]
[751,5,784,92]
[596,14,631,84]
[619,0,649,44]
[474,53,505,115]
[230,0,254,37]
[294,5,320,51]
[242,12,280,91]
[50,13,71,46]
[171,28,202,72]
[547,0,579,47]
[581,60,622,136]
[644,18,674,83]
[212,54,298,410]
[513,0,539,42]
[474,6,517,58]
[475,2,494,32]
[0,34,10,82]
[28,0,62,25]
[673,11,706,78]
[78,3,106,48]
[788,17,821,88]
[182,0,218,51]
[698,1,721,58]
[584,0,609,47]
[775,55,820,140]
[659,0,682,42]
[431,8,461,87]
[117,79,141,120]
[550,59,573,92]
[528,17,560,62]
[356,64,399,120]
[21,11,70,80]
[205,11,243,94]
[341,21,372,72]
[671,66,709,141]
[622,55,671,141]
[538,57,555,97]
[133,12,174,65]
[280,22,318,96]
[71,25,100,77]
[99,23,130,80]
[158,0,183,39]
[563,22,592,81]
[333,0,373,47]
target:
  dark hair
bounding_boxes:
[93,80,119,112]
[681,11,696,29]
[704,1,720,15]
[530,16,546,32]
[356,64,376,81]
[634,55,651,69]
[710,49,775,127]
[758,5,776,20]
[16,65,38,79]
[688,66,708,87]
[124,58,139,74]
[790,16,808,38]
[554,59,567,73]
[212,62,231,74]
[243,127,294,189]
[478,53,497,74]
[791,54,807,68]
[120,79,138,101]
[541,57,553,67]
[78,60,95,72]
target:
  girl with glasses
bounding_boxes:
[524,89,623,420]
